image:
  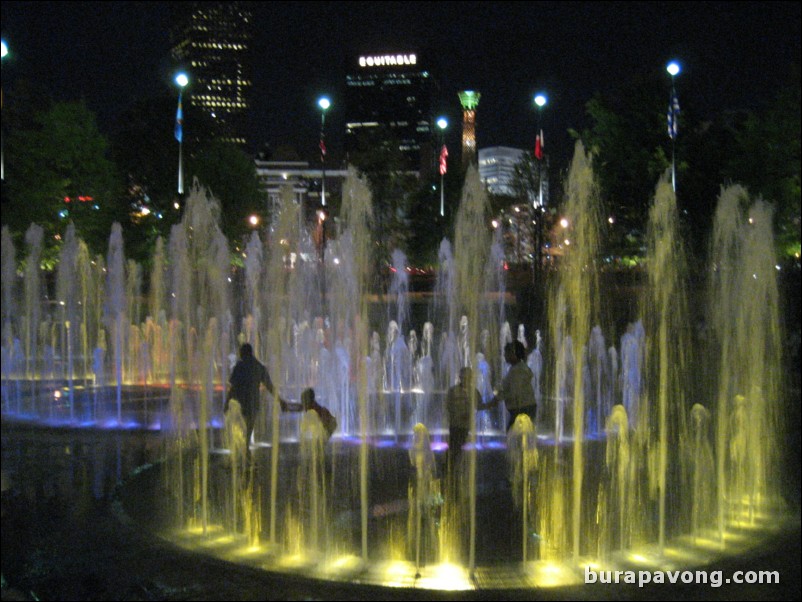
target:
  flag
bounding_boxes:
[667,92,680,139]
[534,129,544,160]
[175,93,183,143]
[439,144,448,176]
[319,138,327,159]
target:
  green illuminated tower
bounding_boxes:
[458,90,481,168]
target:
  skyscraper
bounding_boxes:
[170,2,253,147]
[345,52,435,173]
[478,146,527,197]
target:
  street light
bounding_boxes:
[666,61,681,193]
[2,39,9,181]
[318,96,330,206]
[533,92,547,277]
[174,72,189,195]
[436,117,448,217]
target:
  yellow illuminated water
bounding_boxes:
[2,150,793,592]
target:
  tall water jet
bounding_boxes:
[507,413,538,561]
[338,167,374,561]
[163,180,232,534]
[389,249,410,337]
[544,141,603,561]
[708,186,783,538]
[408,422,438,575]
[640,171,690,550]
[148,238,168,384]
[56,225,79,416]
[434,239,457,342]
[296,408,330,557]
[1,227,16,343]
[222,399,248,531]
[244,230,264,356]
[265,185,301,545]
[689,403,715,539]
[485,230,508,383]
[106,222,126,424]
[24,224,44,387]
[1,227,17,413]
[597,404,632,557]
[451,164,491,572]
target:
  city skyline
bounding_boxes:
[2,1,799,169]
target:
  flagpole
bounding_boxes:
[534,93,547,279]
[440,167,445,217]
[178,140,184,195]
[437,117,448,217]
[2,40,8,181]
[318,97,330,207]
[174,73,188,196]
[666,61,681,193]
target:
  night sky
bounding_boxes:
[2,1,800,170]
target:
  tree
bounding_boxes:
[511,151,540,208]
[3,99,123,262]
[406,180,449,267]
[188,140,264,247]
[349,127,419,267]
[110,94,265,260]
[725,66,801,260]
[573,72,674,259]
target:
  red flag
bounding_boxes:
[534,130,544,160]
[319,138,327,158]
[439,144,448,176]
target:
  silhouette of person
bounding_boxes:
[445,366,482,475]
[480,341,537,431]
[281,388,337,441]
[226,343,283,447]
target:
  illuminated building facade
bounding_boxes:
[458,90,480,168]
[478,146,527,197]
[170,2,253,146]
[254,159,348,217]
[345,53,435,173]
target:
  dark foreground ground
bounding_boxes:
[1,420,799,602]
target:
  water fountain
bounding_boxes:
[1,144,795,592]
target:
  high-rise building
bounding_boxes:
[170,2,253,147]
[478,146,527,197]
[345,52,435,173]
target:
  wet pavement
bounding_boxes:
[1,419,800,601]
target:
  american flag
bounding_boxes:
[439,144,448,176]
[667,92,680,139]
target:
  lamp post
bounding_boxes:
[436,117,448,217]
[174,72,189,195]
[666,61,681,193]
[318,96,330,206]
[533,93,547,277]
[2,39,9,181]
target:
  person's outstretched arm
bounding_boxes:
[280,399,303,412]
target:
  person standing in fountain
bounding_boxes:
[226,343,284,449]
[280,388,338,441]
[480,341,537,432]
[446,367,483,477]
